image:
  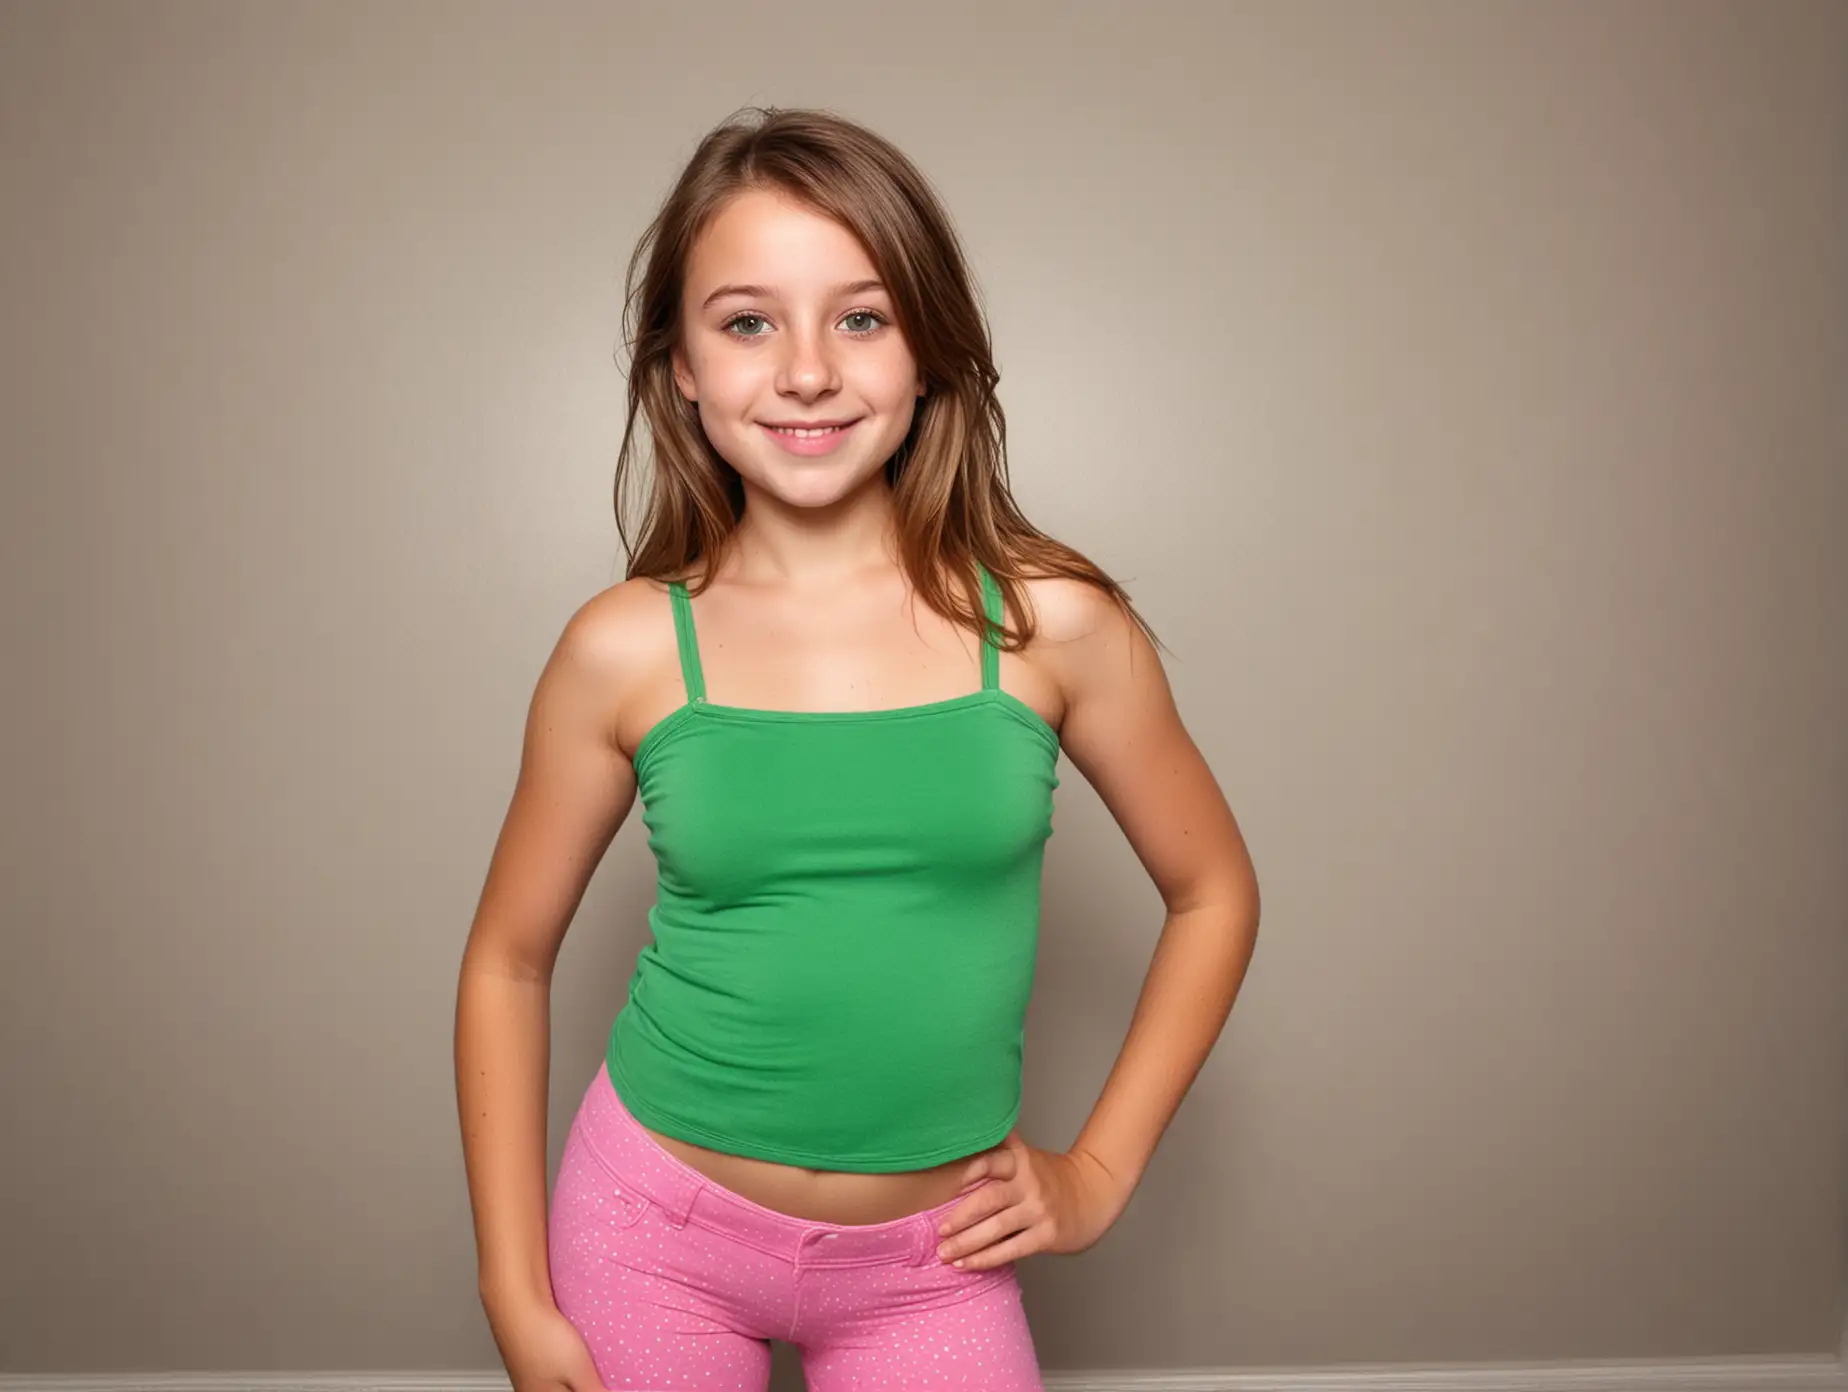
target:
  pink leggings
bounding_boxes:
[548,1060,1044,1390]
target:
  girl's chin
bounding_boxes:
[736,460,893,511]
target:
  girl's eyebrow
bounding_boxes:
[699,279,888,311]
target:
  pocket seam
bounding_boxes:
[565,1120,652,1228]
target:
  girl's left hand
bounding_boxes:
[932,1128,1128,1271]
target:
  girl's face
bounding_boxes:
[671,188,925,514]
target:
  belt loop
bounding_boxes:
[663,1173,705,1230]
[911,1213,939,1267]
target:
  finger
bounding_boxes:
[966,1135,1023,1186]
[939,1204,1026,1263]
[956,1227,1039,1272]
[937,1181,1012,1238]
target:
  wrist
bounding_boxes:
[1070,1144,1139,1213]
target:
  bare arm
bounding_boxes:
[454,597,639,1318]
[1034,579,1261,1202]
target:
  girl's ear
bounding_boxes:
[671,345,698,402]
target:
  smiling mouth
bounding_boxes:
[763,422,857,438]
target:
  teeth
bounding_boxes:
[772,425,845,438]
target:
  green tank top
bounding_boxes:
[605,565,1061,1171]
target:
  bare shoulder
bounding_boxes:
[1003,573,1156,734]
[541,576,681,742]
[1016,574,1133,647]
[557,574,675,668]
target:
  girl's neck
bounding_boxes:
[725,476,900,591]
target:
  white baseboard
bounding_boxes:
[1,1354,1845,1392]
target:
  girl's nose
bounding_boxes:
[778,324,841,397]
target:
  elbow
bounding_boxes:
[459,927,556,988]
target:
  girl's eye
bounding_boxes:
[720,310,889,339]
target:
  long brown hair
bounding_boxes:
[612,105,1156,652]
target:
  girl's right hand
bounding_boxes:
[490,1299,611,1392]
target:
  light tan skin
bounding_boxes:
[456,188,1258,1390]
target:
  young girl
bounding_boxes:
[456,106,1259,1392]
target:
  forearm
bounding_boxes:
[455,951,556,1314]
[1068,897,1259,1204]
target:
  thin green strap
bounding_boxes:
[978,564,1002,692]
[668,581,706,704]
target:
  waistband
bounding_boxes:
[572,1059,980,1269]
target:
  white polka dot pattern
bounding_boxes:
[545,1061,1044,1390]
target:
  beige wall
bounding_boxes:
[2,0,1844,1378]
